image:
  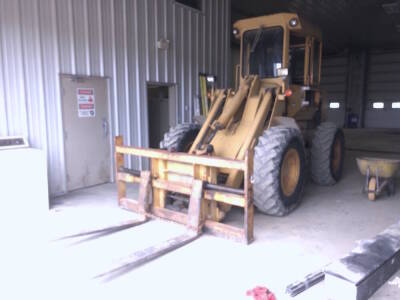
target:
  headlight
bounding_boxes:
[289,18,298,27]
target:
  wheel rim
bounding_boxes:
[368,177,377,201]
[281,148,300,197]
[331,135,342,175]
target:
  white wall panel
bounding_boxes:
[320,55,347,127]
[0,0,231,195]
[365,50,400,129]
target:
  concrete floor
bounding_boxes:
[12,148,400,300]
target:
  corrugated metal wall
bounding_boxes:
[365,50,400,129]
[0,0,231,196]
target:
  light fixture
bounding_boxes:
[373,102,384,109]
[206,75,215,83]
[232,28,239,36]
[392,102,400,108]
[329,102,340,109]
[289,18,298,27]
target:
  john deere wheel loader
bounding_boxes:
[111,13,344,252]
[160,13,344,217]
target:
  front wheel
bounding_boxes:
[253,126,306,216]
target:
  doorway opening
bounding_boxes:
[147,84,176,148]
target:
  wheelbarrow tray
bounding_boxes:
[356,157,400,178]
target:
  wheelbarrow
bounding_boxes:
[356,157,400,201]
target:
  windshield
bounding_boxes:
[242,27,284,78]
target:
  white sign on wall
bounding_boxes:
[77,88,96,117]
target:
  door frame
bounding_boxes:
[145,81,178,146]
[59,74,114,190]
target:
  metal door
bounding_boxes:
[320,55,347,127]
[61,75,111,191]
[365,51,400,129]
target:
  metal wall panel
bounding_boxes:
[320,55,348,127]
[0,0,231,195]
[365,50,400,129]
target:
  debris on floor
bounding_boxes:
[388,277,400,288]
[246,286,276,300]
[285,270,325,297]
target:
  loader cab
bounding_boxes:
[234,13,323,119]
[235,14,322,87]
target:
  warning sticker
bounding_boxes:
[77,88,96,118]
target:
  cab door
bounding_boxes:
[310,37,322,87]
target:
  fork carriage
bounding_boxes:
[115,136,255,244]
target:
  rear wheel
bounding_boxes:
[253,126,306,216]
[368,177,377,201]
[160,123,200,152]
[311,122,345,185]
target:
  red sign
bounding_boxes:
[79,103,95,109]
[77,88,94,95]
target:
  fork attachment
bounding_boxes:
[115,136,254,244]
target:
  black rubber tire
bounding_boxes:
[253,126,306,216]
[160,123,200,152]
[311,122,345,186]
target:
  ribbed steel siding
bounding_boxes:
[365,50,400,129]
[0,0,231,195]
[320,55,347,126]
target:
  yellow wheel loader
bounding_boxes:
[114,12,345,243]
[78,13,345,278]
[159,13,345,217]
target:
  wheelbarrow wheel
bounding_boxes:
[368,177,377,201]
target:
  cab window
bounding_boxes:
[289,34,306,85]
[242,27,284,78]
